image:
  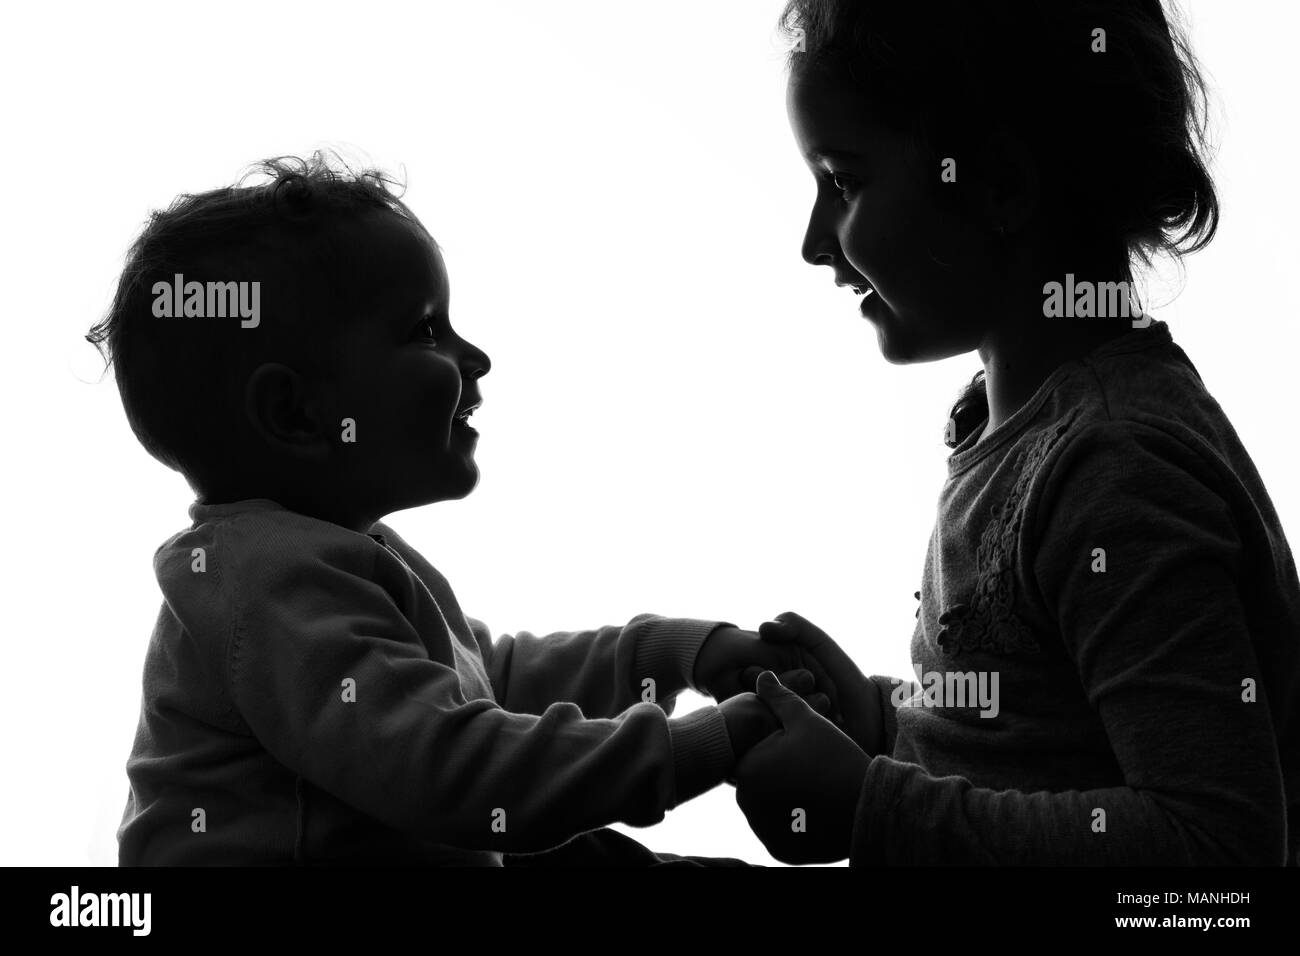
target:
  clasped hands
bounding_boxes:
[693,612,884,865]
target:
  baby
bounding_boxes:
[90,154,822,865]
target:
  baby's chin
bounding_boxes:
[371,461,481,514]
[425,459,482,503]
[441,473,480,501]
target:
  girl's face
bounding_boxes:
[787,70,1002,363]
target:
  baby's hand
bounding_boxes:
[717,669,828,761]
[694,625,806,701]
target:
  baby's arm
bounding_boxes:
[851,422,1288,865]
[371,521,800,717]
[464,615,720,719]
[224,529,739,854]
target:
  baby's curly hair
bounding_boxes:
[87,151,428,485]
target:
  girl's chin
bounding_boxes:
[874,322,925,365]
[873,315,980,365]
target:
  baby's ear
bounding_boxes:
[244,362,331,460]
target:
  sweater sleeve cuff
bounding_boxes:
[848,755,917,867]
[666,705,735,806]
[868,674,907,756]
[631,616,731,699]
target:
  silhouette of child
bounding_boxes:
[734,0,1300,866]
[91,154,824,865]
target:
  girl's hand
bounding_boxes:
[749,611,886,756]
[733,671,871,865]
[717,670,830,763]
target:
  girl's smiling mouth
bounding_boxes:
[835,278,877,313]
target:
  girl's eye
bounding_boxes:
[831,172,861,201]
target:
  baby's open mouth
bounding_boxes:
[837,277,875,299]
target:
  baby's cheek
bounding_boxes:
[421,359,465,417]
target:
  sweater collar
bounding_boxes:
[187,498,289,523]
[186,498,390,546]
[945,320,1174,474]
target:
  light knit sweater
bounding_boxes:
[853,322,1299,866]
[117,501,734,865]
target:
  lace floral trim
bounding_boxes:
[936,417,1073,658]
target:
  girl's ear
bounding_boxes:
[244,362,332,461]
[975,123,1040,237]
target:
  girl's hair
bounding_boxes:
[779,0,1218,444]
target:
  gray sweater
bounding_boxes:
[117,502,735,865]
[852,321,1299,865]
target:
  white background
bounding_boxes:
[1,0,1296,866]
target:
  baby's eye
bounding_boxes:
[414,317,439,345]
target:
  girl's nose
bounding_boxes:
[801,207,840,268]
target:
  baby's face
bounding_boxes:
[786,70,999,363]
[321,212,491,516]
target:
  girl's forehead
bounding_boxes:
[789,73,895,161]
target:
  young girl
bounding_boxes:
[732,0,1299,865]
